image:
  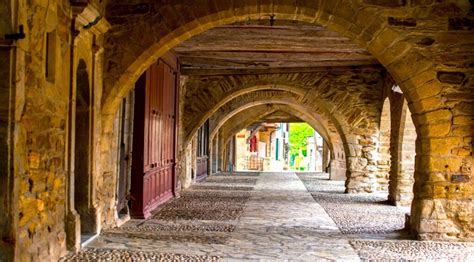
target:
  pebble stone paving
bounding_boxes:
[61,172,474,261]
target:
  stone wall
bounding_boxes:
[10,1,71,260]
[0,1,114,260]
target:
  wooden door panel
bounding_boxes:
[130,54,178,219]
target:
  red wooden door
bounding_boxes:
[196,120,209,181]
[130,54,178,219]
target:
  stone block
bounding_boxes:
[421,137,462,155]
[428,173,447,183]
[448,18,474,30]
[28,152,41,169]
[363,0,406,7]
[387,50,432,83]
[388,17,417,27]
[416,37,435,46]
[433,185,447,198]
[419,122,451,137]
[430,3,463,17]
[452,125,474,136]
[451,174,470,183]
[415,109,452,125]
[348,144,363,157]
[412,0,433,6]
[348,157,368,171]
[411,96,444,113]
[437,71,465,84]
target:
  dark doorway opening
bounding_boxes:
[74,59,96,243]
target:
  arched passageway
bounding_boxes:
[211,105,339,175]
[203,99,346,180]
[98,2,472,242]
[1,1,473,260]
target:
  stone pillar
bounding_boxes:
[218,130,225,172]
[389,98,416,207]
[329,159,346,181]
[322,141,330,172]
[410,109,473,240]
[191,135,197,181]
[184,141,193,188]
[212,135,218,173]
[327,143,346,181]
[345,134,379,193]
[208,137,214,175]
[376,98,392,192]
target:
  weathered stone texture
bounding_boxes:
[1,1,473,261]
[9,1,72,260]
[388,91,416,207]
[89,0,474,244]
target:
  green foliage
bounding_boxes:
[302,149,307,157]
[289,123,314,164]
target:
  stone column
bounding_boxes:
[411,110,472,240]
[345,134,379,193]
[322,141,330,172]
[218,130,225,172]
[211,136,218,174]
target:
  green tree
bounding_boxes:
[289,123,314,167]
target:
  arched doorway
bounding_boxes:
[74,59,97,242]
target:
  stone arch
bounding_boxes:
[74,59,98,237]
[218,105,337,174]
[201,91,349,180]
[200,87,389,186]
[99,1,474,240]
[180,68,384,143]
[377,97,391,192]
[219,104,332,149]
[180,69,384,185]
[207,95,341,151]
[101,1,445,121]
[184,83,308,142]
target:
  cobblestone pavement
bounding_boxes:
[62,172,474,261]
[298,172,474,260]
[298,172,407,235]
